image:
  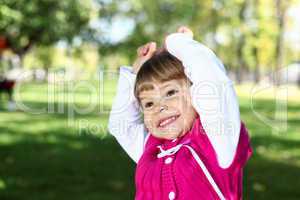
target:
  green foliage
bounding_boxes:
[98,0,214,61]
[97,0,299,75]
[0,0,92,55]
[33,46,55,71]
[1,0,299,78]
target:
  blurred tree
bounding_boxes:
[0,0,92,66]
[96,0,255,79]
[235,0,250,83]
[33,45,55,79]
[95,0,300,85]
[97,0,212,62]
[250,0,261,83]
[245,0,278,83]
[212,0,251,83]
[274,0,292,85]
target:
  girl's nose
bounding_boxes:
[159,105,168,112]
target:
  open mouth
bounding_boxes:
[157,114,181,128]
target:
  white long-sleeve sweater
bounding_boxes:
[108,33,241,168]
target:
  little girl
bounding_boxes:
[108,26,252,200]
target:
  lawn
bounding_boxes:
[0,79,299,200]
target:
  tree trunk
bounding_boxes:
[44,67,49,82]
[17,53,25,69]
[235,0,250,84]
[236,34,248,83]
[235,67,242,84]
[297,73,300,88]
[211,7,220,53]
[252,0,261,83]
[253,45,260,83]
[274,0,287,86]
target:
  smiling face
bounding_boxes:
[139,79,197,140]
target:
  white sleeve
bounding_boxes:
[165,33,241,168]
[108,66,148,163]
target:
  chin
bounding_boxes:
[163,134,180,140]
[157,129,183,140]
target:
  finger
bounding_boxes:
[177,26,193,38]
[137,46,144,56]
[177,26,186,33]
[142,42,154,56]
[148,42,156,53]
[143,45,149,55]
[179,26,190,33]
[138,43,149,56]
[145,42,156,57]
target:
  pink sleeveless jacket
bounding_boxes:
[135,116,252,200]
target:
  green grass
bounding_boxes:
[0,80,299,200]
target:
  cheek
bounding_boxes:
[180,94,197,125]
[144,113,156,130]
[176,93,192,110]
[168,94,188,109]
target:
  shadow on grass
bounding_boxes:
[1,128,300,200]
[244,134,300,199]
[0,130,136,200]
[0,96,299,200]
[245,152,300,200]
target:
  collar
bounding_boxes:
[157,138,191,158]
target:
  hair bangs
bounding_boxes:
[134,49,188,103]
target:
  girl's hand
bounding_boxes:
[163,26,194,48]
[133,42,157,74]
[177,26,193,38]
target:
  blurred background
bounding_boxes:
[0,0,299,199]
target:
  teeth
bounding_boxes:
[159,116,177,127]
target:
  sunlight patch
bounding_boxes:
[0,178,6,190]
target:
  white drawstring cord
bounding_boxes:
[156,143,226,200]
[157,144,183,158]
[183,145,226,200]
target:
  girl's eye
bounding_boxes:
[144,102,154,108]
[166,89,178,97]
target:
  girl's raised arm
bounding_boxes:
[108,66,148,163]
[165,32,241,168]
[108,42,156,163]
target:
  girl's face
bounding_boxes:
[139,79,197,140]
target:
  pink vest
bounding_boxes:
[135,116,252,200]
